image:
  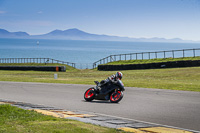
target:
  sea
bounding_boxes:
[0,38,200,69]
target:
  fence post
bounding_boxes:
[93,63,95,69]
[183,49,185,58]
[172,50,174,58]
[155,52,157,59]
[193,49,196,57]
[136,53,138,60]
[142,53,143,60]
[148,52,150,59]
[164,51,166,58]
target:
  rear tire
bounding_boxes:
[84,88,95,101]
[110,91,123,103]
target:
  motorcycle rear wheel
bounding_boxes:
[84,88,95,101]
[110,91,123,103]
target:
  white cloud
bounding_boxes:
[0,20,53,26]
[25,20,53,26]
[37,11,43,14]
[0,10,6,14]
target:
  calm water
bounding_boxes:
[0,38,200,68]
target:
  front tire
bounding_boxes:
[110,91,123,103]
[84,88,95,101]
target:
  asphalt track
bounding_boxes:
[0,81,200,131]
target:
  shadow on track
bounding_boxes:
[82,100,119,104]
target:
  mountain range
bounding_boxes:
[0,28,196,43]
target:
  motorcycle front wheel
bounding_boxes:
[84,88,95,101]
[110,90,123,103]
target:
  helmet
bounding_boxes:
[116,72,123,80]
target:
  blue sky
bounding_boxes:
[0,0,200,41]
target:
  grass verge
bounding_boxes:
[0,104,125,133]
[0,66,200,92]
[103,56,200,65]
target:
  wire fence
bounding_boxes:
[0,58,76,68]
[93,48,200,69]
[1,48,200,69]
[75,63,94,69]
[0,58,95,69]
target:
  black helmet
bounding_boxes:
[116,72,123,80]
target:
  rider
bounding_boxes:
[99,72,123,86]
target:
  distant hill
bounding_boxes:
[0,28,197,43]
[32,28,126,41]
[0,29,29,38]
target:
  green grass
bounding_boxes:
[0,104,126,133]
[103,56,200,65]
[0,66,200,92]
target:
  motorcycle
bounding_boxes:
[84,78,125,103]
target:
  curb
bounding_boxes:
[0,99,199,133]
